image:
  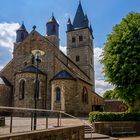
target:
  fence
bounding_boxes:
[0,106,94,139]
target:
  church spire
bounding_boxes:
[67,18,73,31]
[73,1,89,29]
[16,22,28,43]
[46,13,59,37]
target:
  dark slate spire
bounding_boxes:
[48,13,58,24]
[67,18,73,31]
[46,13,59,37]
[83,14,89,27]
[73,1,87,29]
[16,22,28,43]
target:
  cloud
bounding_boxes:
[60,45,66,55]
[0,22,20,69]
[94,47,114,96]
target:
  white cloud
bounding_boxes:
[94,47,114,96]
[0,22,20,52]
[0,22,20,69]
[60,45,66,55]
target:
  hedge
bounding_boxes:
[89,112,140,122]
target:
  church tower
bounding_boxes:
[46,13,59,47]
[67,1,94,85]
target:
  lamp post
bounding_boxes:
[32,50,45,130]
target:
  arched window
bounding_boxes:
[82,87,88,104]
[55,87,61,102]
[19,79,25,100]
[76,55,80,62]
[79,35,83,42]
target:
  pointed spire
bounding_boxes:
[48,12,58,24]
[73,1,89,28]
[67,18,71,24]
[67,17,73,31]
[16,22,28,43]
[46,13,59,37]
[90,24,93,32]
[17,22,26,31]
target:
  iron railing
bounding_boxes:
[0,106,94,139]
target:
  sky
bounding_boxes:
[0,0,140,96]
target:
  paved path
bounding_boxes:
[119,136,140,140]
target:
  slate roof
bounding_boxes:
[47,13,58,25]
[17,23,27,31]
[21,65,45,74]
[52,70,75,80]
[0,75,12,86]
[73,1,88,29]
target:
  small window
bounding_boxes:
[76,56,80,62]
[19,80,25,100]
[56,87,61,101]
[79,35,83,42]
[72,37,76,43]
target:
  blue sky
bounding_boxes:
[0,0,140,95]
[0,0,140,46]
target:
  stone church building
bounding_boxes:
[0,2,104,115]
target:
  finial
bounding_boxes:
[32,25,36,31]
[79,0,81,4]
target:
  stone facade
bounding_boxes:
[0,2,104,115]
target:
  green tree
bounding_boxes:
[101,12,140,111]
[103,89,119,99]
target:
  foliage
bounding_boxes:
[89,112,140,122]
[103,89,119,99]
[101,12,140,110]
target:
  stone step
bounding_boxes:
[84,133,119,140]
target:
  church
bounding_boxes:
[0,2,104,115]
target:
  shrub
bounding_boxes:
[89,112,140,122]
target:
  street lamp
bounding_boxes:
[32,49,45,130]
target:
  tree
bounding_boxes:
[101,12,140,111]
[103,89,119,99]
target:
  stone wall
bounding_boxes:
[104,100,128,112]
[0,85,11,106]
[0,125,84,140]
[51,79,76,113]
[14,72,46,109]
[93,121,140,136]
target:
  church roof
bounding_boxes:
[52,70,75,80]
[0,75,12,86]
[47,13,59,25]
[73,1,87,29]
[17,23,27,31]
[21,65,45,75]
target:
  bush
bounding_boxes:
[89,112,140,122]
